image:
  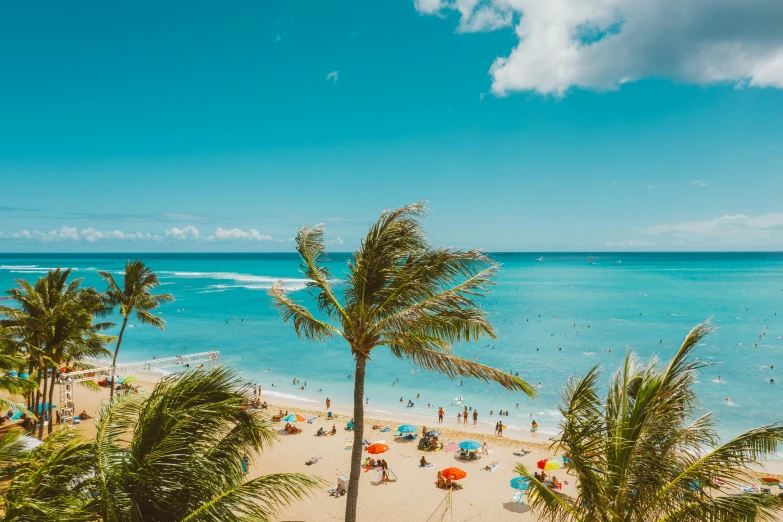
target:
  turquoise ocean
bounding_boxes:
[1,253,782,441]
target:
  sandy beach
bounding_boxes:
[51,372,783,522]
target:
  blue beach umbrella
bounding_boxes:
[510,476,530,491]
[397,424,417,433]
[458,440,482,451]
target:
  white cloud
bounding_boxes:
[0,226,276,243]
[209,228,273,241]
[415,0,783,96]
[164,226,201,240]
[691,180,709,188]
[414,0,446,15]
[328,237,345,245]
[635,213,783,245]
[605,240,655,247]
[326,71,339,83]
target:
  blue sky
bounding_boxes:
[1,0,782,252]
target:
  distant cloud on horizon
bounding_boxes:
[415,0,783,96]
[0,225,277,243]
[635,213,783,246]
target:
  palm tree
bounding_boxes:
[99,261,174,399]
[3,367,322,521]
[1,269,113,438]
[270,202,536,522]
[515,321,783,522]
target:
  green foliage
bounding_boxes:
[3,367,322,521]
[514,322,783,522]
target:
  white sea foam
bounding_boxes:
[262,390,319,404]
[161,271,310,291]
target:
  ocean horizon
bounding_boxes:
[2,251,781,446]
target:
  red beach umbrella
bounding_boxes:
[441,467,467,481]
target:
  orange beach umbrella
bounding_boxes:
[366,443,389,454]
[441,467,467,481]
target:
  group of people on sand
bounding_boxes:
[455,409,479,425]
[283,423,301,434]
[366,458,390,482]
[533,470,562,489]
[316,424,337,436]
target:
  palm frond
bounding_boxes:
[180,473,324,522]
[387,341,536,395]
[269,282,342,342]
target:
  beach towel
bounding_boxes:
[513,451,531,457]
[484,463,500,472]
[372,468,383,483]
[419,463,433,469]
[345,441,353,449]
[380,427,391,432]
[741,485,760,493]
[512,491,525,503]
[307,416,316,424]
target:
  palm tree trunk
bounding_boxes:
[109,316,129,400]
[46,365,57,435]
[37,368,48,440]
[344,356,366,522]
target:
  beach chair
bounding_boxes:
[327,411,334,419]
[307,416,317,424]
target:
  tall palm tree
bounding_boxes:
[515,322,783,522]
[270,202,536,522]
[3,367,322,521]
[99,261,174,399]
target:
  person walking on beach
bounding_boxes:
[457,412,461,423]
[438,407,444,423]
[463,411,468,424]
[498,422,504,437]
[472,411,478,425]
[325,398,331,410]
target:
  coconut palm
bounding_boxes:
[270,201,536,522]
[3,367,321,521]
[515,322,783,522]
[1,269,114,438]
[99,261,174,399]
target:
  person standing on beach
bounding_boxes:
[498,422,504,437]
[326,398,331,410]
[457,412,461,423]
[473,411,478,425]
[438,408,444,423]
[463,411,468,424]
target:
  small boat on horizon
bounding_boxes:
[536,256,544,262]
[588,254,595,264]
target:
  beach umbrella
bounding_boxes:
[122,375,139,384]
[458,440,482,451]
[537,458,562,471]
[282,413,307,422]
[510,476,530,491]
[441,467,467,481]
[397,424,417,433]
[443,443,460,451]
[425,430,441,438]
[366,443,389,455]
